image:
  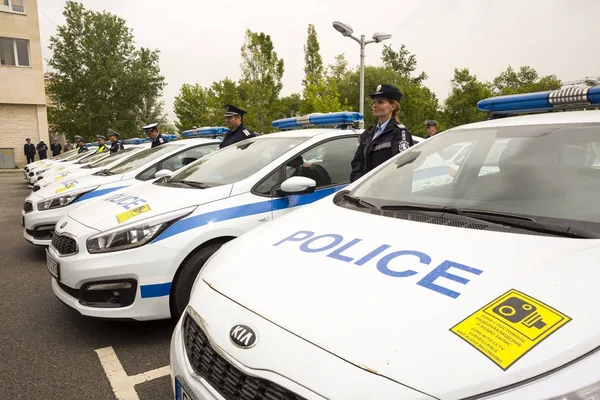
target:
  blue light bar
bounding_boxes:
[123,138,146,145]
[181,127,228,138]
[272,111,363,130]
[478,85,600,114]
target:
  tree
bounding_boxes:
[381,44,428,85]
[239,30,285,133]
[441,68,492,129]
[300,24,343,115]
[492,66,561,95]
[173,83,211,131]
[47,1,165,141]
[137,93,167,129]
[205,78,243,126]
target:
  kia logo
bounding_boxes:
[229,325,257,348]
[60,222,68,229]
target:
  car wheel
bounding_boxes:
[170,242,224,320]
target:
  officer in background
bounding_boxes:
[76,137,89,153]
[350,84,415,182]
[95,135,108,153]
[37,140,49,160]
[424,119,438,138]
[108,129,124,154]
[220,104,256,149]
[24,138,36,163]
[143,122,168,148]
[51,138,62,157]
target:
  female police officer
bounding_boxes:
[350,84,415,182]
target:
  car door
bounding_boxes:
[253,135,359,221]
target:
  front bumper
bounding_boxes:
[48,217,183,321]
[22,200,72,246]
[169,282,431,400]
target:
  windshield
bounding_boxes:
[88,147,144,168]
[61,150,95,162]
[107,144,184,174]
[74,151,108,165]
[167,137,307,186]
[52,149,78,160]
[350,123,600,226]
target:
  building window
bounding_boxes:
[0,38,30,67]
[1,0,25,13]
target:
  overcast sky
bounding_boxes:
[37,0,600,125]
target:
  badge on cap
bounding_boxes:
[377,85,382,92]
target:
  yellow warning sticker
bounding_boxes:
[55,173,70,181]
[55,184,75,194]
[450,289,571,370]
[116,204,151,224]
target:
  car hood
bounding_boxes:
[200,200,600,399]
[67,181,233,232]
[35,173,124,200]
[42,167,101,186]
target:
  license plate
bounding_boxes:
[175,377,196,400]
[46,251,60,281]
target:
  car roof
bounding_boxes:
[262,128,362,140]
[454,110,600,131]
[163,138,220,145]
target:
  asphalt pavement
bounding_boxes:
[0,173,175,400]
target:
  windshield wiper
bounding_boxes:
[95,169,114,176]
[167,180,211,189]
[380,204,600,238]
[340,194,376,209]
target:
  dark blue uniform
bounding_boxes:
[24,142,35,163]
[151,133,168,148]
[78,144,89,154]
[219,124,256,149]
[109,140,124,154]
[37,142,48,159]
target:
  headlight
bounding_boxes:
[549,381,600,400]
[37,187,98,211]
[86,206,196,254]
[36,169,48,176]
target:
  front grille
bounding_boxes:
[51,232,78,256]
[23,201,33,213]
[183,314,306,400]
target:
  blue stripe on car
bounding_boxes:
[74,186,129,203]
[152,184,346,243]
[140,282,171,298]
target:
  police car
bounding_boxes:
[23,138,219,246]
[46,112,369,322]
[170,86,600,400]
[24,149,87,184]
[33,149,114,187]
[33,145,151,192]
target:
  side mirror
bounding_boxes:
[278,176,316,195]
[154,169,172,179]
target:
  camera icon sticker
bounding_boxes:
[450,289,571,370]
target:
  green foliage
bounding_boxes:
[441,68,493,129]
[381,44,428,85]
[239,30,285,133]
[47,1,165,141]
[492,66,561,95]
[173,83,210,131]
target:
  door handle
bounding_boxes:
[258,216,269,222]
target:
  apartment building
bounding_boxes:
[0,0,49,167]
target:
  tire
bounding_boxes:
[170,242,224,320]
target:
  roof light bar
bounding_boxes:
[272,111,363,130]
[478,86,600,114]
[123,138,146,145]
[181,127,228,138]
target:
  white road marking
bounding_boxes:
[95,346,171,400]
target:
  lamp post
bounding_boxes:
[332,21,391,129]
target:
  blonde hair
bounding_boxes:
[389,99,401,123]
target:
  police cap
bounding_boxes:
[108,129,120,138]
[76,137,85,143]
[368,84,403,102]
[224,104,247,117]
[74,135,83,141]
[96,135,106,140]
[424,119,438,127]
[142,122,158,134]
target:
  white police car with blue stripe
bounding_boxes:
[171,86,600,400]
[23,138,219,246]
[46,112,374,321]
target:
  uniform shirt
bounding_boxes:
[373,118,391,140]
[77,145,89,154]
[151,133,168,148]
[109,140,124,154]
[24,143,36,156]
[219,124,256,149]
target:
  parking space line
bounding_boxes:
[95,346,171,400]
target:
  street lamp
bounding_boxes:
[332,21,392,129]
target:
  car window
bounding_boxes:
[167,137,307,186]
[107,144,184,175]
[351,123,600,224]
[137,144,220,181]
[89,147,143,168]
[74,151,107,165]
